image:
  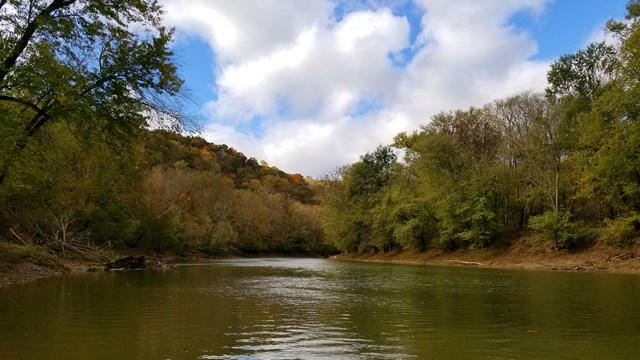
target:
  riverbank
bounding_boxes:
[336,237,640,274]
[0,242,70,288]
[0,242,330,288]
[3,237,640,288]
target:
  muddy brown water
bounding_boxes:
[1,258,639,359]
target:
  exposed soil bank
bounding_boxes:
[4,238,640,288]
[0,243,70,288]
[335,240,640,274]
[0,243,330,288]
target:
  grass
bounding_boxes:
[0,241,65,272]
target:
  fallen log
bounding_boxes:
[444,259,482,266]
[607,252,634,262]
[104,255,146,271]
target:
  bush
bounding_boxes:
[599,213,640,246]
[529,211,588,249]
[435,197,497,250]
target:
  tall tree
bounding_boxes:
[546,42,618,102]
[0,0,187,185]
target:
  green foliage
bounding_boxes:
[546,42,618,101]
[344,145,397,200]
[599,214,640,246]
[0,0,189,186]
[529,212,587,249]
[458,198,498,249]
[321,147,399,253]
[207,221,237,256]
[0,127,331,256]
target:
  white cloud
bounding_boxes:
[161,0,330,62]
[585,22,619,48]
[163,0,553,177]
[204,7,409,124]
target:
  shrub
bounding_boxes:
[529,211,588,249]
[599,213,640,246]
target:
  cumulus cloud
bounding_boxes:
[161,0,330,62]
[585,22,619,48]
[199,7,409,123]
[162,0,553,177]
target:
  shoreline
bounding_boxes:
[334,243,640,274]
[0,243,70,288]
[0,245,330,288]
[3,241,640,289]
[0,262,68,288]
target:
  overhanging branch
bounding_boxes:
[0,95,52,121]
[0,0,78,84]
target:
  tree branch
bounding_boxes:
[0,95,52,121]
[0,0,78,84]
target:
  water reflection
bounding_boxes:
[196,259,413,360]
[0,258,639,359]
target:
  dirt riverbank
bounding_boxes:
[3,238,640,289]
[335,239,640,274]
[0,243,70,288]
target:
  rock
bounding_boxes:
[104,255,146,271]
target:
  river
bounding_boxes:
[0,258,638,359]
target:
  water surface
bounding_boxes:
[1,258,639,359]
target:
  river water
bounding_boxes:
[0,258,639,359]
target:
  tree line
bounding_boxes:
[0,125,331,255]
[321,1,640,253]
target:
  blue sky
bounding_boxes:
[512,0,627,59]
[162,0,628,177]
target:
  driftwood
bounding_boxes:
[104,255,146,271]
[607,252,634,262]
[46,240,113,263]
[9,228,28,246]
[551,264,590,271]
[148,258,177,271]
[444,259,482,266]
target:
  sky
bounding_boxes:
[159,0,628,177]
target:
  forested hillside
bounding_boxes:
[0,127,330,255]
[321,2,640,253]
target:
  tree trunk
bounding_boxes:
[554,167,560,215]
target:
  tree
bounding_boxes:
[573,0,640,217]
[0,0,188,186]
[393,107,502,249]
[320,147,399,253]
[344,145,397,199]
[546,42,618,102]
